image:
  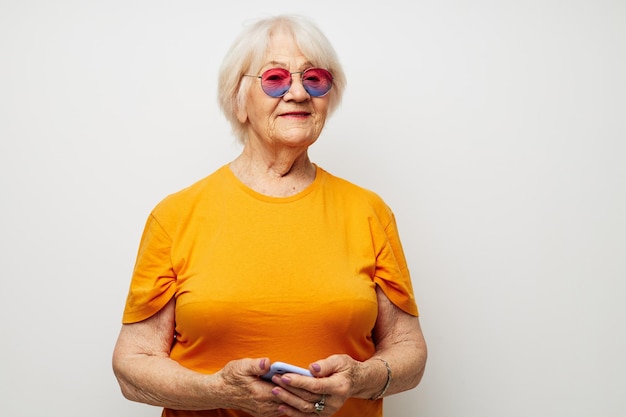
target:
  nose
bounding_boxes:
[283,72,310,101]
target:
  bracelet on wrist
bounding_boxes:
[369,358,392,401]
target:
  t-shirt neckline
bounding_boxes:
[223,163,323,203]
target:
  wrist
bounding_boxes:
[369,358,392,401]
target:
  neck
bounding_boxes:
[229,143,316,197]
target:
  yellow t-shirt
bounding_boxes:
[122,164,418,417]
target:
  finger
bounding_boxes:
[309,360,327,377]
[309,356,340,377]
[272,387,326,415]
[273,374,324,400]
[248,357,271,377]
[310,354,354,377]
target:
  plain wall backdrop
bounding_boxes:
[1,1,624,416]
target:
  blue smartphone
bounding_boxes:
[261,361,313,381]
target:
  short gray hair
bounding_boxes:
[217,15,346,144]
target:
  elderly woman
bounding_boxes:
[113,14,427,417]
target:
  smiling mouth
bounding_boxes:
[280,112,310,117]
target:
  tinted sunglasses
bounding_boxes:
[244,67,333,98]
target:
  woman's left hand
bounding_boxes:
[268,354,361,416]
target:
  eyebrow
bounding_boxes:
[263,60,314,71]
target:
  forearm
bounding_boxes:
[353,286,428,400]
[370,338,427,397]
[113,353,224,410]
[351,336,427,400]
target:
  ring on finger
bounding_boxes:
[314,394,326,413]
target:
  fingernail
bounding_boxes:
[281,375,292,384]
[312,363,321,372]
[272,387,280,396]
[260,359,266,369]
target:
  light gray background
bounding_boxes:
[1,1,624,416]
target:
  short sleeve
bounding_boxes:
[122,213,177,323]
[372,211,419,317]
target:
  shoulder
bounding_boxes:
[150,165,229,221]
[318,166,394,220]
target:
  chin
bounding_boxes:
[275,130,320,146]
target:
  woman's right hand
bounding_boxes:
[215,358,288,417]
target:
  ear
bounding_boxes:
[234,94,248,124]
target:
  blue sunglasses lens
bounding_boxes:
[259,68,333,97]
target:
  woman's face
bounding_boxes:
[237,31,329,149]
